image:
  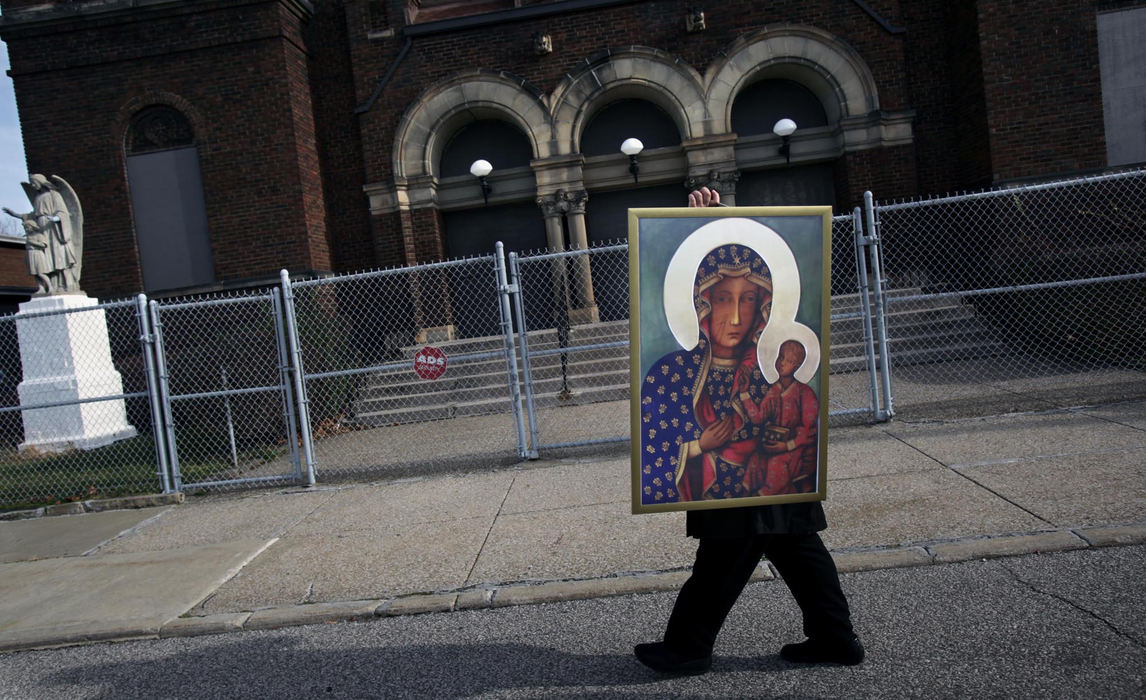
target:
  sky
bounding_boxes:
[0,37,29,233]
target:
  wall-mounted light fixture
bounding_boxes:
[773,119,797,164]
[470,159,492,204]
[621,138,644,183]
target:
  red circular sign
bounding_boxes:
[413,346,447,380]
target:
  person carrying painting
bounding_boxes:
[634,186,863,676]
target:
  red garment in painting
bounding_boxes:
[742,379,819,495]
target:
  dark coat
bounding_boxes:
[685,501,827,538]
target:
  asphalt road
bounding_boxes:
[1,545,1143,699]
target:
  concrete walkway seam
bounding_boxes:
[4,522,1144,654]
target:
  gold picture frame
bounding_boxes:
[629,207,832,514]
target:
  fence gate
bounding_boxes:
[509,243,631,456]
[283,250,526,481]
[150,290,302,492]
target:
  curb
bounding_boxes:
[0,493,185,521]
[4,523,1144,653]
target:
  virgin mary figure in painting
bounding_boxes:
[639,243,774,504]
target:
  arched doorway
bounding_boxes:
[440,118,544,259]
[581,98,684,322]
[732,78,836,208]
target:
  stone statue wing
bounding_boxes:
[51,175,83,281]
[20,181,36,209]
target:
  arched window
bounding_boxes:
[580,99,680,156]
[125,105,214,292]
[439,119,533,177]
[731,79,829,136]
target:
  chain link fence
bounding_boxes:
[511,243,631,456]
[3,167,1142,509]
[0,297,162,509]
[510,217,890,457]
[873,168,1146,417]
[151,289,304,492]
[285,253,524,482]
[150,290,302,494]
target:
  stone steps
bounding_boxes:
[345,289,1001,426]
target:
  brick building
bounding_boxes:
[0,0,1142,302]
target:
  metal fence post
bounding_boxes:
[508,251,540,458]
[280,270,317,486]
[148,300,183,492]
[495,242,531,459]
[272,288,303,481]
[863,191,895,420]
[850,208,882,420]
[136,293,171,493]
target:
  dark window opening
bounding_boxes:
[731,79,829,137]
[440,119,533,178]
[580,98,681,156]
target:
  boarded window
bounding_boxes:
[125,106,215,292]
[1098,7,1146,166]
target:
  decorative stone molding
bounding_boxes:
[532,154,587,196]
[839,109,916,152]
[537,189,589,218]
[683,133,738,185]
[550,46,707,153]
[685,169,740,196]
[705,24,882,132]
[392,175,439,210]
[392,69,553,180]
[114,91,208,153]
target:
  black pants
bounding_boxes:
[663,532,854,656]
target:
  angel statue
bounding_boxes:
[2,174,84,295]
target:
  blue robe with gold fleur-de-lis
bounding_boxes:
[638,335,768,506]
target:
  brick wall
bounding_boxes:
[976,0,1107,180]
[0,0,1126,292]
[308,1,373,273]
[0,245,35,289]
[2,0,330,298]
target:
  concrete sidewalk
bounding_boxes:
[2,400,1144,652]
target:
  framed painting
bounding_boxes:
[630,207,832,514]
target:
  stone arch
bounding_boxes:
[114,91,208,152]
[706,25,880,133]
[392,70,553,180]
[550,47,707,154]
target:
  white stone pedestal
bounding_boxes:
[16,295,137,453]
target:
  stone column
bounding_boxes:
[564,191,599,324]
[537,190,598,325]
[536,192,573,334]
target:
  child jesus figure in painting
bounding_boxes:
[739,339,819,496]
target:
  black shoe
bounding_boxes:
[634,642,713,676]
[780,636,865,666]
